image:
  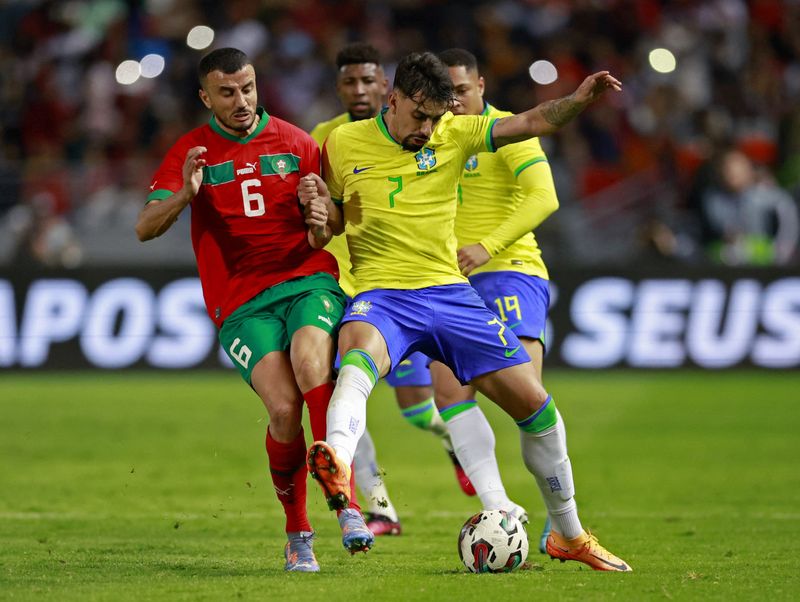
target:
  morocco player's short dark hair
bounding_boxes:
[198,48,250,84]
[336,43,381,69]
[393,52,454,106]
[438,48,479,72]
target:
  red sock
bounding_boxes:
[304,381,334,442]
[333,464,363,517]
[265,428,311,533]
[348,462,361,512]
[305,382,362,513]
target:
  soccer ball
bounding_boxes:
[458,509,529,573]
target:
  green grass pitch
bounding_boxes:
[1,370,798,600]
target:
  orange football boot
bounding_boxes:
[546,530,632,572]
[307,441,351,510]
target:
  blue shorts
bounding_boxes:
[342,283,530,384]
[337,295,432,385]
[469,271,550,350]
[384,351,432,387]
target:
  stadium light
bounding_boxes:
[140,54,165,79]
[187,25,215,50]
[528,60,558,85]
[649,48,676,74]
[115,60,141,85]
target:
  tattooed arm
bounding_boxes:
[491,71,622,148]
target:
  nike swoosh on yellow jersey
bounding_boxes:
[353,166,375,174]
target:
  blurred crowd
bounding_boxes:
[0,0,798,268]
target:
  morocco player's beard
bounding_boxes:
[222,111,255,132]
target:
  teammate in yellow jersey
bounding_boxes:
[310,44,480,537]
[301,51,632,571]
[310,43,388,301]
[435,47,559,554]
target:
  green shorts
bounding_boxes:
[219,272,346,384]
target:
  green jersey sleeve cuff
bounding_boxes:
[513,157,548,178]
[486,118,499,153]
[146,189,175,203]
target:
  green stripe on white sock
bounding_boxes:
[341,349,379,386]
[516,396,557,433]
[401,398,436,429]
[439,400,478,423]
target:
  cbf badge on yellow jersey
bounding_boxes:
[323,110,497,294]
[415,147,437,171]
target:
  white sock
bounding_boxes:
[446,406,513,510]
[353,428,399,521]
[519,411,583,539]
[327,364,373,466]
[428,408,449,439]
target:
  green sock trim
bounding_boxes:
[401,398,436,430]
[516,396,557,433]
[438,400,478,422]
[341,349,378,386]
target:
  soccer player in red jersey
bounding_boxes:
[135,48,374,572]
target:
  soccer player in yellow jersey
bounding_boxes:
[311,44,486,535]
[301,52,632,571]
[434,47,559,554]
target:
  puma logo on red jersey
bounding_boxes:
[236,161,259,176]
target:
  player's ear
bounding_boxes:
[198,88,212,109]
[478,76,485,98]
[387,90,398,113]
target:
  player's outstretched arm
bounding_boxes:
[492,72,622,149]
[136,146,206,241]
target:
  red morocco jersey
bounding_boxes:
[147,107,338,327]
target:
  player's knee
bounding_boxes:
[434,389,465,408]
[526,380,550,411]
[291,353,330,391]
[265,398,303,437]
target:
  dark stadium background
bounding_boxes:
[1,0,798,369]
[2,3,799,600]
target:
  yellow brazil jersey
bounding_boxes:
[457,103,556,280]
[310,112,351,148]
[324,109,497,294]
[310,112,356,296]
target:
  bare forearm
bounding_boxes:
[135,188,194,241]
[539,93,587,131]
[327,199,344,235]
[492,71,621,149]
[493,94,587,148]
